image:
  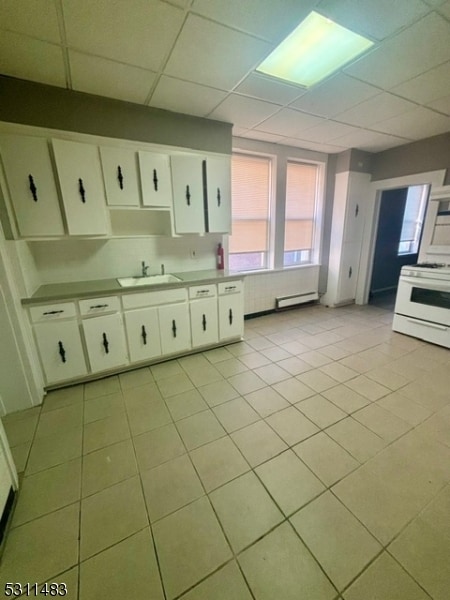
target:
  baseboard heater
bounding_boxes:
[275,291,319,310]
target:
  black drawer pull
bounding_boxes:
[79,178,86,203]
[217,187,221,207]
[197,289,209,294]
[172,319,177,338]
[117,165,124,189]
[58,341,66,363]
[202,314,207,331]
[90,304,109,309]
[186,185,191,206]
[102,332,109,354]
[355,203,359,217]
[141,325,147,345]
[349,266,353,278]
[43,310,64,315]
[153,169,158,191]
[225,286,236,291]
[28,174,38,202]
[229,308,233,325]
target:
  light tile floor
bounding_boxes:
[2,303,450,600]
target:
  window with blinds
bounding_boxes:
[229,154,271,271]
[398,185,428,255]
[284,161,318,266]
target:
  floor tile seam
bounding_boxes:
[383,547,435,599]
[18,400,44,476]
[14,564,80,598]
[10,489,83,531]
[261,403,320,444]
[75,394,86,600]
[345,404,413,440]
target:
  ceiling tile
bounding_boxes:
[373,107,450,139]
[332,129,411,151]
[345,12,450,88]
[209,94,280,128]
[423,0,447,6]
[336,92,417,127]
[391,61,450,104]
[232,126,249,137]
[63,0,184,71]
[437,0,450,16]
[149,76,228,117]
[191,0,318,42]
[0,0,61,43]
[235,73,304,105]
[255,108,324,137]
[0,31,66,87]
[281,138,347,153]
[297,120,362,142]
[427,95,450,115]
[164,14,271,89]
[290,73,380,117]
[318,0,430,40]
[238,130,287,143]
[69,51,156,104]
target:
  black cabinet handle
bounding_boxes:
[355,204,359,217]
[102,332,109,354]
[43,309,64,316]
[186,185,191,206]
[28,174,38,202]
[225,286,236,291]
[90,304,109,310]
[217,187,221,207]
[153,169,158,191]
[141,325,147,345]
[172,319,177,338]
[117,165,124,190]
[202,314,207,331]
[229,308,233,325]
[349,266,353,278]
[79,178,86,203]
[58,341,66,363]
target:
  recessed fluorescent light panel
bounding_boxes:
[256,11,374,88]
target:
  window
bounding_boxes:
[284,161,318,266]
[228,154,271,271]
[398,185,428,255]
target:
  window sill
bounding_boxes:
[230,264,321,276]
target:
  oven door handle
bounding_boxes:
[406,318,448,331]
[401,276,450,292]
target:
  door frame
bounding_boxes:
[356,169,446,305]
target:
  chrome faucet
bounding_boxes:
[141,261,149,277]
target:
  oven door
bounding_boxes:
[395,275,450,327]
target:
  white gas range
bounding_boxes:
[393,263,450,348]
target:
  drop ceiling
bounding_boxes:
[1,0,449,154]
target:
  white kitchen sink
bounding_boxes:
[117,274,182,287]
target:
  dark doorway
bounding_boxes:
[369,186,424,309]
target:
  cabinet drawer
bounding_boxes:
[29,302,77,323]
[218,280,242,295]
[79,296,120,316]
[189,284,217,299]
[122,288,187,309]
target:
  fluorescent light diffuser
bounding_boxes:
[256,11,374,88]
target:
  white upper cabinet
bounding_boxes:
[0,134,65,237]
[205,156,231,233]
[170,155,205,234]
[52,139,109,235]
[139,151,173,207]
[100,146,140,206]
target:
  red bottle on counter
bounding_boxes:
[217,243,224,270]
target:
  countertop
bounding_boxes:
[22,269,243,305]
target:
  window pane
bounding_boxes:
[398,185,428,255]
[284,161,317,265]
[230,154,271,270]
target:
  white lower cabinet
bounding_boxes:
[158,303,191,355]
[218,281,244,340]
[124,307,162,363]
[82,313,128,373]
[190,297,219,348]
[34,320,87,384]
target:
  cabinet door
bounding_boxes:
[124,307,162,363]
[190,298,219,348]
[139,152,172,207]
[336,242,359,304]
[158,303,191,355]
[100,147,140,206]
[82,313,128,373]
[52,139,109,235]
[206,156,231,233]
[0,135,64,237]
[218,293,244,340]
[170,155,205,233]
[34,320,87,384]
